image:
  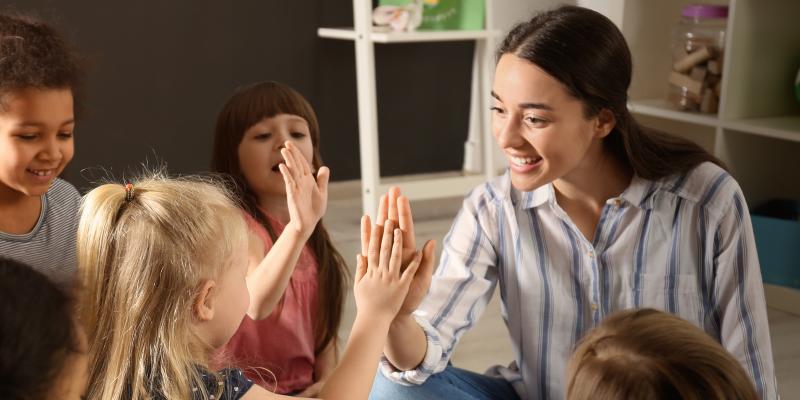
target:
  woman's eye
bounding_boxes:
[57,131,73,139]
[290,132,306,138]
[490,106,504,114]
[254,133,272,140]
[524,116,548,127]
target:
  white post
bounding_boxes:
[353,0,381,217]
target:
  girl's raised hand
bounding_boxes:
[278,141,329,239]
[353,219,421,322]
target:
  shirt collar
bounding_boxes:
[507,171,659,210]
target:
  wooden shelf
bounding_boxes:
[724,116,800,143]
[318,27,498,43]
[628,99,720,128]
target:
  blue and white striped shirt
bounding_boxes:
[380,162,777,399]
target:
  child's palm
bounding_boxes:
[278,143,329,238]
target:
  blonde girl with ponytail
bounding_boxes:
[77,148,422,399]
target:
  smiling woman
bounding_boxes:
[369,5,778,400]
[0,12,84,289]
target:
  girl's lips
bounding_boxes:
[26,168,57,184]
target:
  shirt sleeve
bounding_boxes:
[712,187,778,399]
[380,188,500,385]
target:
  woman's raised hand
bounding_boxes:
[278,141,329,239]
[353,219,422,322]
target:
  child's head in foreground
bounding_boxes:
[0,12,83,197]
[567,308,758,400]
[0,256,87,400]
[77,173,250,399]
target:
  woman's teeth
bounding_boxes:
[510,156,540,166]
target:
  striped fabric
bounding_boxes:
[0,178,80,289]
[379,162,777,399]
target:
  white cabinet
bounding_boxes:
[319,0,499,216]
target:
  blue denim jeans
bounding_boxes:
[368,365,520,400]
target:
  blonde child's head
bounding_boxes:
[566,308,758,400]
[77,173,249,399]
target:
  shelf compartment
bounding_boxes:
[628,99,720,128]
[723,116,800,143]
[318,27,497,43]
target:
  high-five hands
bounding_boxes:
[353,219,422,320]
[277,141,329,239]
[361,187,436,317]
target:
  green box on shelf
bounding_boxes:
[751,214,800,290]
[379,0,485,30]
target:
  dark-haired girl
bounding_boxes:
[212,81,348,396]
[368,5,776,400]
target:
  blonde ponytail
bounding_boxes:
[77,173,247,400]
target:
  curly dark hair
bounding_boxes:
[0,12,84,112]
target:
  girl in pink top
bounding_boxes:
[211,81,348,396]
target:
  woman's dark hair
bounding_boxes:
[498,5,723,180]
[212,81,347,355]
[0,12,85,114]
[0,257,79,400]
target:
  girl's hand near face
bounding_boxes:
[278,141,329,240]
[353,219,421,323]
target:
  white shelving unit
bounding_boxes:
[604,0,800,312]
[318,0,498,216]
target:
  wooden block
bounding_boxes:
[690,66,708,82]
[668,71,703,98]
[667,86,699,111]
[673,46,712,73]
[700,90,718,113]
[707,59,722,75]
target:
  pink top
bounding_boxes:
[223,212,318,394]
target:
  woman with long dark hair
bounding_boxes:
[367,6,776,400]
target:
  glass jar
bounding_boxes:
[667,4,728,113]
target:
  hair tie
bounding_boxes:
[124,183,134,202]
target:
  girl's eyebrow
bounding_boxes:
[491,91,553,111]
[16,118,75,127]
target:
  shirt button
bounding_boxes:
[614,198,622,207]
[587,250,595,258]
[591,303,598,312]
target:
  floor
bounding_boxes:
[326,180,800,399]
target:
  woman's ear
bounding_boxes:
[593,109,616,139]
[194,280,217,322]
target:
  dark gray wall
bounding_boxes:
[4,1,472,188]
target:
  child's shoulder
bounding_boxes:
[47,178,81,205]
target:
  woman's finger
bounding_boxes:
[376,194,388,226]
[397,195,416,250]
[388,186,400,223]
